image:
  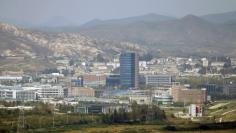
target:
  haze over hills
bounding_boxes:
[81,13,175,28]
[201,10,236,24]
[39,16,74,28]
[74,13,236,57]
[32,13,175,33]
[1,11,236,57]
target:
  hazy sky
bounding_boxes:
[0,0,236,26]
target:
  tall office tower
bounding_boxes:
[120,52,139,88]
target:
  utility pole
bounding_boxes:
[53,113,55,128]
[66,104,69,124]
[39,117,42,129]
[17,107,25,133]
[66,112,69,124]
[52,106,55,128]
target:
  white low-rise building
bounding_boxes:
[16,90,37,101]
[145,74,172,86]
[0,76,23,83]
[37,85,64,98]
[0,84,64,100]
[153,95,173,105]
[0,89,16,99]
[0,85,22,99]
[211,62,225,67]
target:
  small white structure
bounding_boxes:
[201,58,208,67]
[188,104,202,117]
[154,95,173,105]
[139,61,147,68]
[129,96,152,105]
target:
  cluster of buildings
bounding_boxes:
[1,52,236,116]
[0,84,64,100]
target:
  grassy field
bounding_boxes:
[1,100,236,133]
[209,102,230,110]
[62,100,236,133]
[63,125,236,133]
[207,100,236,122]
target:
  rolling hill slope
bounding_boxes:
[0,22,147,60]
[76,14,236,56]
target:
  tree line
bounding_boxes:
[102,102,166,124]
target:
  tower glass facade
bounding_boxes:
[120,52,138,88]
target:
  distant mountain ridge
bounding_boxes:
[201,10,236,24]
[1,10,236,27]
[34,13,175,33]
[81,13,175,28]
[1,11,236,57]
[73,14,236,56]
